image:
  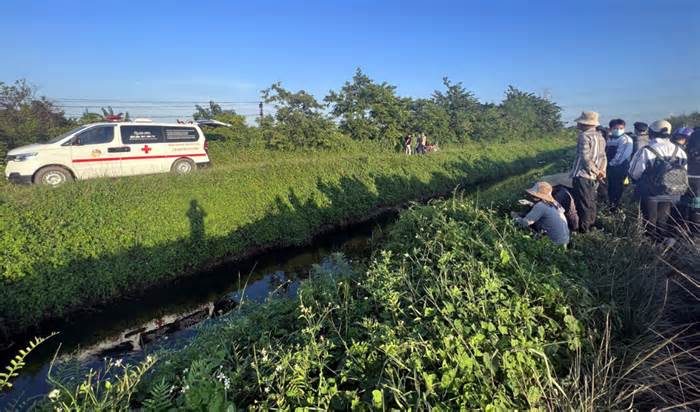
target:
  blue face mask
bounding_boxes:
[611,129,625,137]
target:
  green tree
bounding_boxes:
[0,79,71,151]
[262,82,344,150]
[668,112,700,128]
[500,86,562,137]
[407,98,453,143]
[431,77,481,140]
[325,68,410,142]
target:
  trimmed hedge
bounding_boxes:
[0,138,572,335]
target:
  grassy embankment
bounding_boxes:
[116,164,697,411]
[0,137,572,337]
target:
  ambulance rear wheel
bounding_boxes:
[34,166,73,187]
[171,158,195,175]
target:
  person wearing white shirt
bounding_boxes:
[629,120,688,240]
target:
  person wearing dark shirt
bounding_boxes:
[631,122,650,155]
[606,119,634,208]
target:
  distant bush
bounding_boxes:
[0,80,73,150]
[667,111,700,128]
[261,83,349,150]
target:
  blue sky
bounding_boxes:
[1,0,698,126]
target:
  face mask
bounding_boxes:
[611,129,625,137]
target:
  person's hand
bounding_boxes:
[517,199,534,207]
[597,171,606,181]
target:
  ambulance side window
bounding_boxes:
[163,127,199,142]
[121,126,164,144]
[74,126,114,145]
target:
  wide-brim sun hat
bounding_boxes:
[525,181,556,204]
[541,173,573,188]
[574,111,600,126]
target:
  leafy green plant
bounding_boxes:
[0,333,57,393]
[46,355,156,410]
[141,379,174,412]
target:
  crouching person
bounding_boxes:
[511,181,571,246]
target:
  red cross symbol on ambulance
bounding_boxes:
[141,145,152,154]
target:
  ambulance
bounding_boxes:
[4,120,210,186]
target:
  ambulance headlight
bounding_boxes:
[9,152,38,162]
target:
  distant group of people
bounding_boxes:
[403,133,438,155]
[513,110,698,247]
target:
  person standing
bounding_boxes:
[570,111,607,233]
[629,120,688,241]
[403,134,413,155]
[606,119,634,208]
[631,122,650,154]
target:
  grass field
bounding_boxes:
[0,137,573,336]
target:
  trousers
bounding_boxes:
[572,177,598,233]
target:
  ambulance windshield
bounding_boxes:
[48,125,91,144]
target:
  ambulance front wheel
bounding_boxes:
[172,158,195,175]
[34,166,73,187]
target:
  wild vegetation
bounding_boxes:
[5,71,696,410]
[14,168,696,410]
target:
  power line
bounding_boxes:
[52,98,261,104]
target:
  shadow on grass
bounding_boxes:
[0,146,573,340]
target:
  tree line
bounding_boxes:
[1,69,567,154]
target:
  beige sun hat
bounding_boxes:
[649,120,672,135]
[525,181,556,204]
[574,111,600,126]
[541,172,573,188]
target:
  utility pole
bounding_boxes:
[259,102,263,122]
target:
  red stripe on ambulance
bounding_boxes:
[72,154,207,163]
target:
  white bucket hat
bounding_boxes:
[574,111,600,126]
[649,120,672,135]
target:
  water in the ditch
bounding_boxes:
[0,211,398,409]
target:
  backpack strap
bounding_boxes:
[644,145,669,165]
[670,144,679,163]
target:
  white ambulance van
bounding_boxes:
[4,120,210,186]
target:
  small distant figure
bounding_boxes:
[403,134,413,155]
[631,122,650,155]
[570,111,607,233]
[511,181,570,246]
[425,142,440,153]
[606,119,634,208]
[415,133,428,154]
[629,120,688,242]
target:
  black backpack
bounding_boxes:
[644,145,689,196]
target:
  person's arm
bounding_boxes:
[629,148,651,180]
[515,203,545,228]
